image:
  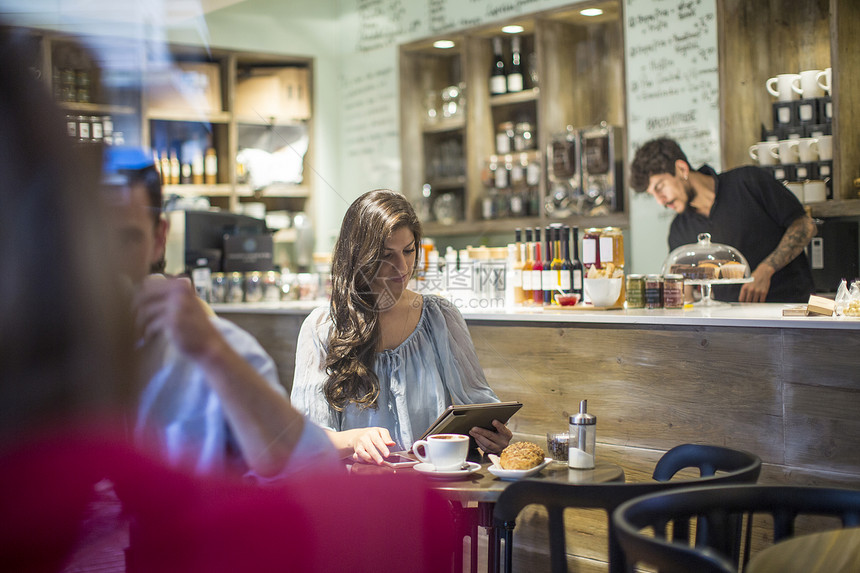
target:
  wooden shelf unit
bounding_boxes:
[31,30,315,217]
[718,0,860,209]
[399,0,628,238]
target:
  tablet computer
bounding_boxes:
[416,401,522,441]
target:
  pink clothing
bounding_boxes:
[1,428,455,572]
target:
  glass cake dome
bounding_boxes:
[661,233,751,282]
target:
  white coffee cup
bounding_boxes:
[749,141,779,166]
[412,434,469,471]
[767,73,801,101]
[817,135,833,161]
[797,137,819,163]
[792,69,825,99]
[770,139,800,165]
[803,180,827,203]
[816,67,831,95]
[784,181,804,203]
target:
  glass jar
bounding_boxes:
[244,271,264,302]
[90,116,103,142]
[227,272,245,303]
[210,272,227,303]
[76,115,90,142]
[568,399,596,470]
[644,274,663,309]
[263,271,282,302]
[514,122,535,151]
[496,122,514,155]
[601,227,625,268]
[625,274,645,309]
[663,274,685,309]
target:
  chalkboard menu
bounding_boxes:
[624,0,721,168]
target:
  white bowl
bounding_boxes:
[584,277,623,307]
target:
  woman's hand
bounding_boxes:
[469,420,512,455]
[350,427,397,465]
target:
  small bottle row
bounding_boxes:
[64,114,123,146]
[153,147,218,186]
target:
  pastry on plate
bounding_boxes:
[500,441,545,470]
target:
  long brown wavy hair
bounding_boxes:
[323,190,422,411]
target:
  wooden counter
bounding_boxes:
[215,301,860,572]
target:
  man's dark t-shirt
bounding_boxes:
[668,165,814,302]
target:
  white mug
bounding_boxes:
[784,181,804,203]
[770,139,799,165]
[803,180,827,203]
[412,434,469,471]
[749,141,779,166]
[767,73,801,101]
[817,135,833,161]
[816,67,831,95]
[797,137,819,163]
[791,69,825,99]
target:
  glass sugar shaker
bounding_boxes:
[569,399,596,469]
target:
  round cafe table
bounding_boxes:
[351,460,624,573]
[746,527,860,573]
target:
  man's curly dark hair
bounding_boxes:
[629,137,690,193]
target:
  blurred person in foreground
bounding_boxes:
[630,137,816,303]
[0,27,453,573]
[103,148,336,479]
[291,189,512,463]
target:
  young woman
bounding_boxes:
[291,189,512,463]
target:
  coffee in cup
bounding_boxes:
[412,434,469,471]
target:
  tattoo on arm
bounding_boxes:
[762,215,816,272]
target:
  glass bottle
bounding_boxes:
[507,35,523,93]
[569,399,596,469]
[489,37,507,96]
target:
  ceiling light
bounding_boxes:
[580,8,604,17]
[501,25,524,34]
[433,40,455,49]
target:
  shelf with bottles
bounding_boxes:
[150,119,226,190]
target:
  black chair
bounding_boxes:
[491,444,761,573]
[613,484,860,573]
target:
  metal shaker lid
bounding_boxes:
[569,399,596,425]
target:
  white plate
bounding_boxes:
[487,457,552,480]
[413,461,482,479]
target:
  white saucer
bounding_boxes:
[413,461,481,479]
[487,457,552,480]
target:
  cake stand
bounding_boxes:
[685,277,755,306]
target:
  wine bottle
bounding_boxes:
[532,227,543,304]
[550,225,564,304]
[490,37,507,96]
[507,35,524,93]
[542,226,554,305]
[560,226,573,294]
[513,228,526,305]
[570,226,584,299]
[522,228,534,301]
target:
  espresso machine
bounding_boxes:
[546,126,582,216]
[580,122,624,215]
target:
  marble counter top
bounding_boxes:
[211,300,860,330]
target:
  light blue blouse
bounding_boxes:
[290,295,499,450]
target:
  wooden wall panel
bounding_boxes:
[224,312,306,393]
[470,323,785,462]
[832,0,860,200]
